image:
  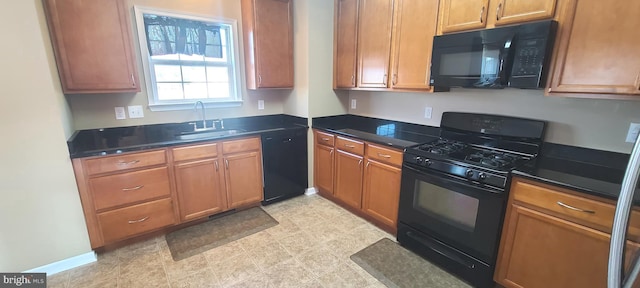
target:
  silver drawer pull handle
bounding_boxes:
[556,201,596,214]
[122,185,144,191]
[344,144,355,148]
[128,216,149,224]
[322,138,330,141]
[117,160,140,165]
[378,153,392,158]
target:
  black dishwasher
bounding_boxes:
[261,127,308,205]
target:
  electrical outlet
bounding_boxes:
[626,122,640,143]
[351,99,357,109]
[115,107,126,120]
[128,105,144,118]
[424,107,433,119]
[258,100,265,110]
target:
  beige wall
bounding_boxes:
[284,0,310,118]
[349,89,640,153]
[0,0,92,271]
[67,0,289,130]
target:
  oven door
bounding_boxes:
[398,164,506,264]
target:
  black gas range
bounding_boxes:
[397,112,546,288]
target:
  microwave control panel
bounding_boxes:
[511,38,547,77]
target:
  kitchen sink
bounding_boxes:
[176,129,246,140]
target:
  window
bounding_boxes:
[134,7,242,111]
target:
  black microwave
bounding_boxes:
[430,20,557,89]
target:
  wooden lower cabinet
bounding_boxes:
[224,151,264,208]
[495,177,640,288]
[73,137,264,248]
[174,159,226,221]
[334,149,364,209]
[313,129,402,233]
[362,159,401,228]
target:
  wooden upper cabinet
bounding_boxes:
[43,0,139,94]
[357,0,394,88]
[241,0,294,89]
[334,0,360,89]
[547,0,640,98]
[439,0,489,33]
[390,0,439,90]
[493,0,557,26]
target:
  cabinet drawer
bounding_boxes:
[90,167,171,211]
[511,178,640,238]
[315,130,335,147]
[366,143,402,166]
[84,150,166,175]
[336,136,364,155]
[172,142,218,162]
[222,137,260,154]
[98,198,175,244]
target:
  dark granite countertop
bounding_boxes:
[513,142,638,203]
[312,115,441,150]
[67,114,307,158]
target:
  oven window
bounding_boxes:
[414,181,479,232]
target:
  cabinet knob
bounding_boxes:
[215,160,219,171]
[496,2,503,21]
[480,6,485,23]
[258,75,262,85]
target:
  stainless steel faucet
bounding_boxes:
[194,101,207,129]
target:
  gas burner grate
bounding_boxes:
[418,139,467,155]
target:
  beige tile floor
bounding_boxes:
[46,194,396,288]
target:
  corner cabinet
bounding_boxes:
[43,0,140,94]
[241,0,294,89]
[494,177,640,288]
[334,0,439,91]
[313,129,402,234]
[546,0,640,99]
[438,0,557,34]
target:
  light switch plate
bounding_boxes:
[115,107,126,120]
[258,100,265,110]
[424,107,433,119]
[351,99,357,109]
[128,105,144,118]
[626,122,640,143]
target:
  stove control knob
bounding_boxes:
[478,172,487,182]
[465,169,474,178]
[424,159,431,166]
[415,156,423,164]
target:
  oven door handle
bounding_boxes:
[406,231,476,270]
[403,164,503,195]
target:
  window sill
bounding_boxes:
[148,101,243,112]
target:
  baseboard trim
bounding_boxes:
[24,251,96,275]
[305,187,318,195]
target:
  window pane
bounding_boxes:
[206,67,229,82]
[156,83,184,100]
[184,83,208,99]
[182,66,206,82]
[208,83,230,98]
[154,65,182,82]
[179,54,205,62]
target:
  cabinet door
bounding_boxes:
[43,0,139,93]
[362,160,401,228]
[334,150,364,209]
[357,0,394,88]
[548,0,640,96]
[224,151,264,208]
[334,0,360,88]
[243,0,294,89]
[174,159,226,221]
[493,0,557,26]
[495,204,640,288]
[314,144,335,195]
[390,0,439,90]
[439,0,489,33]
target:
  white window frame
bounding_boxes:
[133,6,243,111]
